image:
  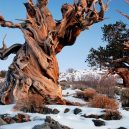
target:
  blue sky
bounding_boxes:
[0,0,128,72]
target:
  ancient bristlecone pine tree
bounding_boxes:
[0,0,108,110]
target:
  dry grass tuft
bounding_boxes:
[89,94,118,110]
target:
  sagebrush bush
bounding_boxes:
[83,88,97,100]
[89,94,118,110]
[76,91,85,98]
[76,88,97,101]
[103,110,122,120]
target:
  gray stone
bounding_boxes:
[64,108,70,113]
[92,119,105,126]
[73,108,82,115]
[33,123,51,129]
[52,109,60,114]
[32,116,71,129]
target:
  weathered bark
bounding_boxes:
[114,68,129,87]
[0,0,107,110]
[109,57,129,87]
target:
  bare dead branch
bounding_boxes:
[0,16,21,28]
[0,44,22,60]
[117,10,129,20]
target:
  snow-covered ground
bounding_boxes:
[62,88,87,105]
[0,69,127,129]
[0,87,129,129]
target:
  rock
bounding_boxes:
[14,113,30,123]
[1,114,16,124]
[117,127,127,129]
[42,107,60,114]
[0,113,30,124]
[3,117,14,124]
[92,119,105,126]
[42,107,53,114]
[123,107,129,111]
[33,116,71,129]
[0,118,7,125]
[64,108,70,113]
[73,108,82,115]
[0,101,4,105]
[33,123,51,129]
[52,109,60,114]
[81,114,100,119]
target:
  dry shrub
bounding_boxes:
[71,74,117,98]
[69,74,100,90]
[121,88,129,107]
[90,94,118,110]
[76,88,97,101]
[79,74,100,89]
[114,86,122,95]
[83,88,97,100]
[76,91,85,98]
[96,76,117,98]
[71,81,88,90]
[14,94,45,113]
[103,110,122,120]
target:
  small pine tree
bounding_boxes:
[86,21,129,69]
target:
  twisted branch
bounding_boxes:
[117,0,129,19]
[0,43,22,60]
[117,10,129,20]
[0,16,21,28]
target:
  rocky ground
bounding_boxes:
[0,87,129,129]
[0,70,129,129]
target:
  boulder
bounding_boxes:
[73,108,82,115]
[92,119,105,126]
[33,116,71,129]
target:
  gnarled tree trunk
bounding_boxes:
[115,68,129,87]
[109,57,129,87]
[0,0,107,111]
